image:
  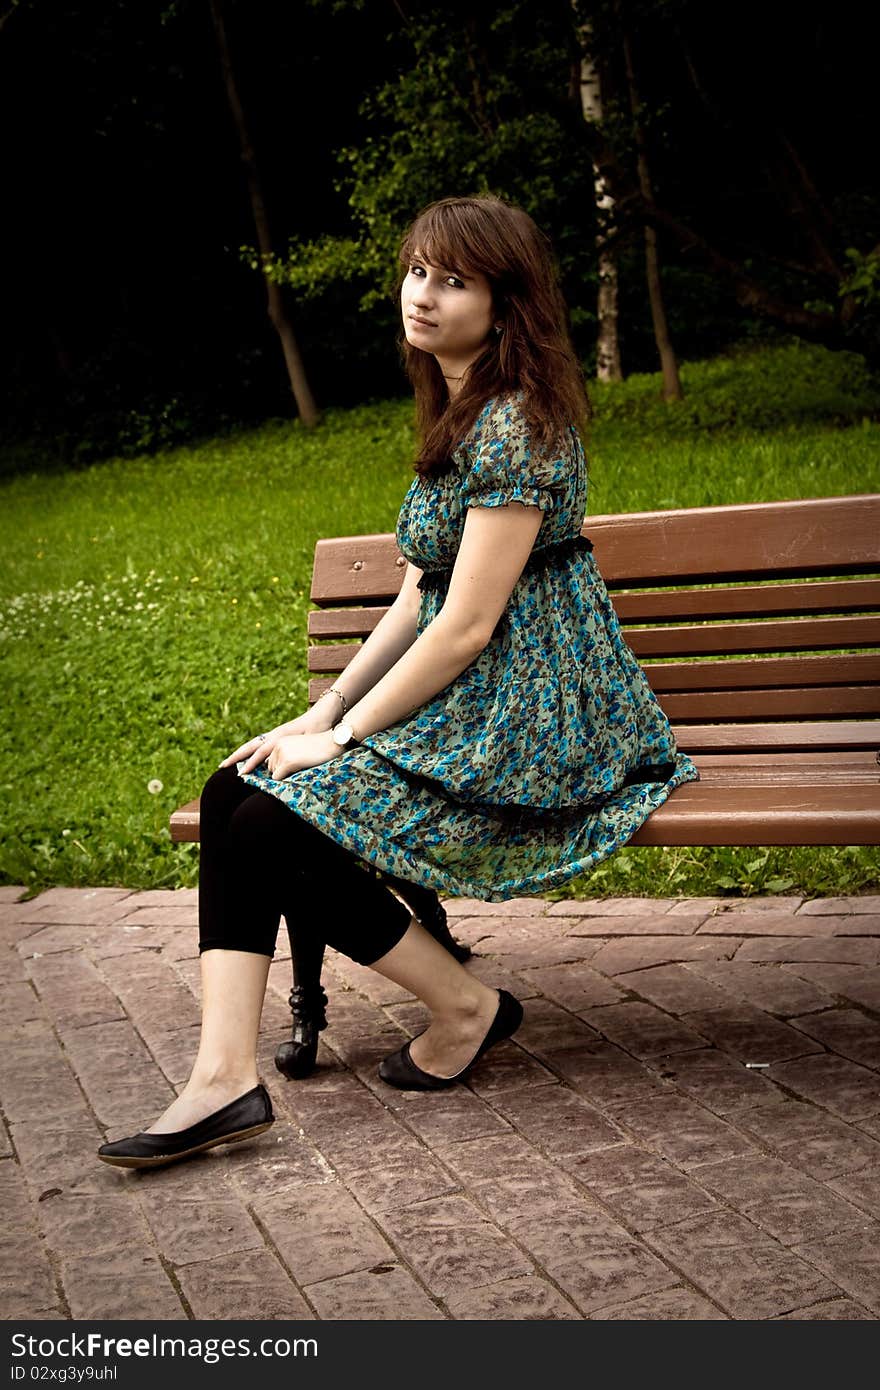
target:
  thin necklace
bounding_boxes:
[443,374,463,381]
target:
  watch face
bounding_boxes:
[333,722,353,746]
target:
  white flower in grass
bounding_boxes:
[147,779,164,795]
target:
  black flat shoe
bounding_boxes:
[378,989,523,1091]
[97,1083,275,1169]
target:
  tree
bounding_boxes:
[208,0,319,426]
[573,12,623,381]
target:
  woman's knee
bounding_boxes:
[200,765,251,823]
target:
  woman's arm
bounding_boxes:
[234,502,543,777]
[345,501,543,739]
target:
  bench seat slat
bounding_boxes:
[673,720,880,752]
[628,782,880,846]
[171,761,880,848]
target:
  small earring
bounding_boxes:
[493,323,503,336]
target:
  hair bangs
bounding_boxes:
[399,202,493,281]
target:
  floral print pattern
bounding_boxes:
[239,394,699,902]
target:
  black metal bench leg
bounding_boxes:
[273,923,328,1080]
[274,881,471,1080]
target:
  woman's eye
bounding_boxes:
[410,264,426,278]
[446,276,465,289]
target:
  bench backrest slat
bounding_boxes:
[306,495,880,742]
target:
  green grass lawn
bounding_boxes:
[2,342,878,897]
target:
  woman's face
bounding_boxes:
[401,249,495,372]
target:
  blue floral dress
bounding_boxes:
[239,395,699,901]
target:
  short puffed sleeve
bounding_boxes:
[458,396,573,515]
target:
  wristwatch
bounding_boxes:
[331,720,361,750]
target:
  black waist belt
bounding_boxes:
[417,532,593,593]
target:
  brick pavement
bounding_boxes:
[1,883,880,1321]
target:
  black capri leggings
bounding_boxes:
[198,766,412,966]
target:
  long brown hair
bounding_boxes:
[397,196,590,479]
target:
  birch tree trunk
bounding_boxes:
[619,10,683,401]
[209,0,319,426]
[575,17,623,382]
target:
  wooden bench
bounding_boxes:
[172,492,880,1077]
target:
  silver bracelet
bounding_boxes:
[323,686,348,716]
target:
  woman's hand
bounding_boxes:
[220,703,338,776]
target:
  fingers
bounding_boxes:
[219,735,272,771]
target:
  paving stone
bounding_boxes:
[113,904,198,929]
[444,1275,580,1320]
[0,1231,59,1317]
[645,1048,783,1117]
[595,1286,727,1319]
[782,964,880,1012]
[570,898,677,916]
[490,935,608,972]
[177,1248,313,1320]
[137,1191,264,1265]
[583,1001,710,1059]
[465,1042,560,1097]
[10,1121,111,1196]
[60,1247,185,1319]
[0,980,46,1025]
[323,951,414,1006]
[734,937,880,965]
[143,1023,202,1086]
[612,1094,756,1169]
[685,960,836,1015]
[343,1148,459,1217]
[254,1184,396,1285]
[797,896,880,916]
[26,952,125,1030]
[589,936,742,976]
[36,1190,151,1256]
[648,1210,837,1319]
[560,915,701,937]
[789,1009,880,1070]
[396,1090,512,1148]
[0,886,27,903]
[513,998,600,1056]
[719,897,806,914]
[375,1193,532,1297]
[306,1263,445,1319]
[487,1084,624,1158]
[697,913,838,937]
[793,1227,880,1316]
[827,1169,880,1220]
[776,1298,875,1319]
[681,1004,822,1065]
[224,1125,334,1199]
[520,961,625,1011]
[442,898,551,917]
[770,1053,880,1120]
[433,1131,583,1209]
[614,964,731,1014]
[695,1154,866,1245]
[0,1039,92,1125]
[665,898,730,918]
[11,888,136,925]
[562,1145,718,1232]
[542,1040,664,1109]
[506,1205,676,1316]
[17,921,105,956]
[61,1020,174,1131]
[737,1102,880,1181]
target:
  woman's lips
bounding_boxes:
[409,315,437,328]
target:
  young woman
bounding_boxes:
[98,195,698,1169]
